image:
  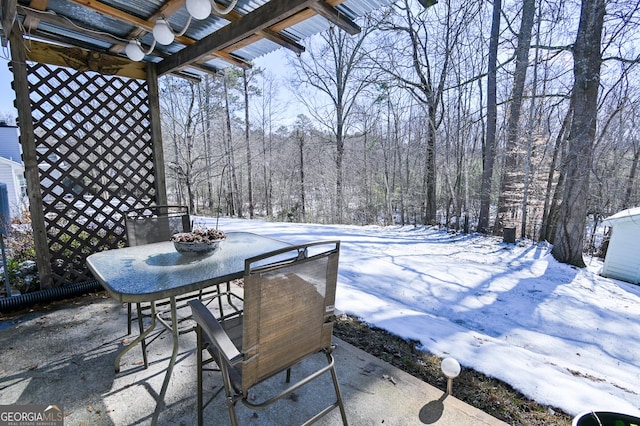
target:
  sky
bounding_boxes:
[0,54,17,119]
[198,216,640,420]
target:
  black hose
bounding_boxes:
[0,279,103,313]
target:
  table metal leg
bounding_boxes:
[115,302,157,373]
[152,296,179,425]
[135,302,149,369]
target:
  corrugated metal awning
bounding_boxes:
[1,0,403,79]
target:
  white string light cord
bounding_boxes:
[17,5,131,44]
[212,0,239,15]
[187,0,239,19]
[17,5,157,61]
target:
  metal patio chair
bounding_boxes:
[188,240,348,426]
[124,205,191,366]
[125,205,191,248]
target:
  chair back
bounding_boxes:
[240,241,340,391]
[125,205,191,246]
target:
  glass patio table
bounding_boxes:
[86,231,290,421]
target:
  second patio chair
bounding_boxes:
[124,204,191,366]
[188,240,348,426]
[125,205,191,248]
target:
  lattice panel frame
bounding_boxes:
[27,62,157,286]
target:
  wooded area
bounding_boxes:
[157,0,639,267]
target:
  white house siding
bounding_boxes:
[0,125,21,162]
[602,208,640,284]
[0,123,27,219]
[0,157,26,219]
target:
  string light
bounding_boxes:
[186,0,212,20]
[126,1,238,61]
[125,39,156,62]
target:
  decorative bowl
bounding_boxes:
[171,229,226,256]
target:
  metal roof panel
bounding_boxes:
[13,0,400,73]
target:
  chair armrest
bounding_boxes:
[188,300,242,364]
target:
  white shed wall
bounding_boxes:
[602,221,640,284]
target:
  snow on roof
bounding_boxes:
[602,207,640,226]
[0,156,24,169]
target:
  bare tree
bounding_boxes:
[196,74,227,212]
[552,0,605,267]
[252,71,283,217]
[292,22,376,223]
[152,0,640,251]
[242,67,263,219]
[161,78,211,212]
[293,115,315,222]
[376,0,478,225]
[493,0,536,236]
[478,0,501,233]
[539,103,572,243]
[222,70,242,217]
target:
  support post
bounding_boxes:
[9,23,53,288]
[147,62,168,205]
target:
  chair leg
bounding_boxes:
[216,283,224,319]
[196,326,204,426]
[136,303,148,369]
[220,362,240,426]
[127,303,132,335]
[328,353,348,425]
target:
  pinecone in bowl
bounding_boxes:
[171,229,226,255]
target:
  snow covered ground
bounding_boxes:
[198,217,640,417]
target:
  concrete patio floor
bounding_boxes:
[0,291,507,425]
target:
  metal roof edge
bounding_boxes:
[602,207,640,226]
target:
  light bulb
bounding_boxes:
[153,19,175,45]
[441,357,461,395]
[441,357,461,378]
[186,0,211,20]
[125,40,145,62]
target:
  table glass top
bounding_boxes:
[86,232,290,302]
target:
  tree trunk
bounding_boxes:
[383,96,393,225]
[424,104,437,225]
[493,0,536,236]
[263,131,272,217]
[222,73,239,216]
[200,77,214,211]
[336,107,345,224]
[243,70,254,219]
[622,141,639,209]
[540,104,572,241]
[297,128,306,221]
[520,0,542,239]
[552,0,605,267]
[184,84,196,213]
[478,0,501,233]
[221,79,232,215]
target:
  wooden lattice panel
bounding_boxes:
[27,62,157,285]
